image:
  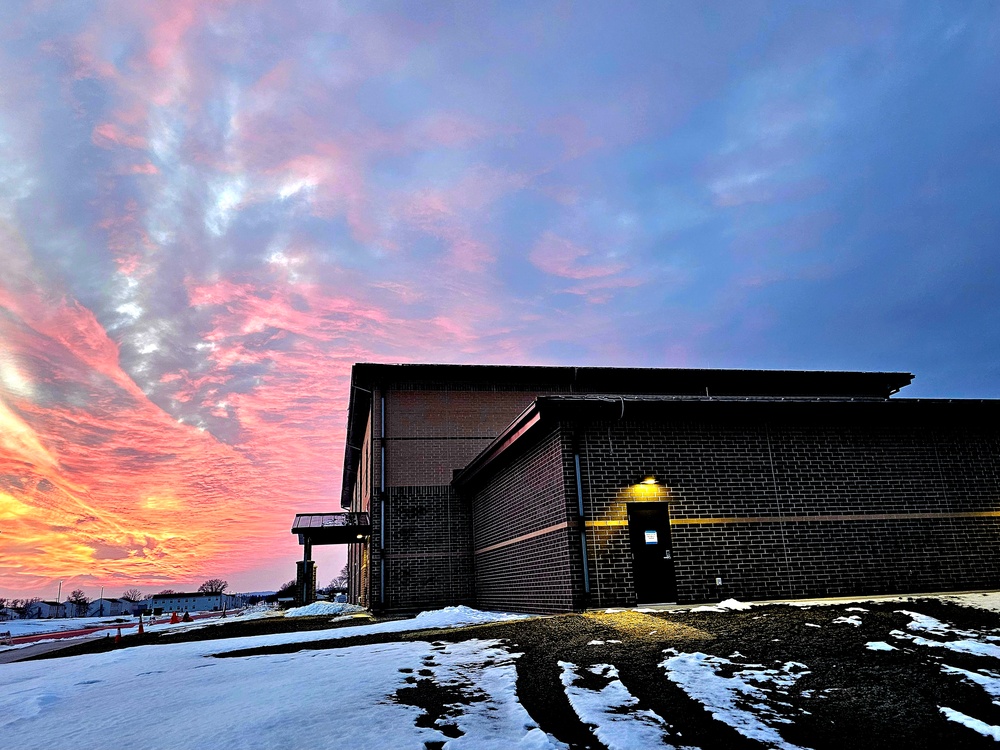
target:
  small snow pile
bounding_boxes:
[832,616,862,627]
[285,601,365,618]
[939,706,1000,740]
[865,642,896,651]
[408,605,530,629]
[229,603,283,622]
[661,650,810,750]
[898,611,955,636]
[690,599,752,613]
[559,662,690,750]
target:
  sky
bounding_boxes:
[1,1,998,600]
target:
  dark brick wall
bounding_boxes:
[364,385,558,611]
[382,485,474,609]
[573,417,1000,606]
[471,430,583,613]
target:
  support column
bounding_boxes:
[296,538,316,606]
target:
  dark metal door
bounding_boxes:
[627,502,676,603]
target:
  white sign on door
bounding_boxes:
[644,530,658,544]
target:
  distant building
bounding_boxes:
[149,592,242,614]
[26,601,67,618]
[86,598,135,617]
[0,607,20,621]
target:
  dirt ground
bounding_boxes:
[26,598,1000,749]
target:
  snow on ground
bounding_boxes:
[880,609,1000,738]
[940,593,1000,614]
[687,599,753,613]
[832,616,862,627]
[417,639,563,749]
[866,642,896,651]
[12,596,1000,747]
[889,614,1000,659]
[942,664,1000,700]
[939,707,1000,740]
[559,661,692,750]
[1,607,540,750]
[661,650,810,750]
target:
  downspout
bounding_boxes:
[574,444,591,596]
[380,393,386,606]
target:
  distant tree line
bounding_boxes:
[0,597,41,619]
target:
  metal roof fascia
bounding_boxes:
[339,367,373,509]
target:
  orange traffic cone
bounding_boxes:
[114,627,121,644]
[170,611,180,624]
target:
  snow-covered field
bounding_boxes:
[1,614,139,637]
[6,596,1000,748]
[0,602,365,653]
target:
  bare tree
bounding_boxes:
[121,588,144,602]
[11,598,40,618]
[198,579,228,594]
[67,589,90,617]
[325,563,350,591]
[157,589,177,595]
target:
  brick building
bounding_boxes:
[337,363,1000,613]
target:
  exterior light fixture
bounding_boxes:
[356,533,364,539]
[641,476,658,485]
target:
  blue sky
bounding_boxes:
[0,1,998,596]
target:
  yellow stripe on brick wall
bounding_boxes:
[668,510,1000,525]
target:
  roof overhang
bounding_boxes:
[453,395,1000,490]
[291,512,371,545]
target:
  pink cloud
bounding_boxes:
[409,112,512,148]
[92,122,146,150]
[120,163,159,175]
[146,0,199,70]
[529,231,626,280]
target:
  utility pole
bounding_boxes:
[56,580,63,618]
[99,586,104,617]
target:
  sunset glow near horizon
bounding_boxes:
[2,2,999,599]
